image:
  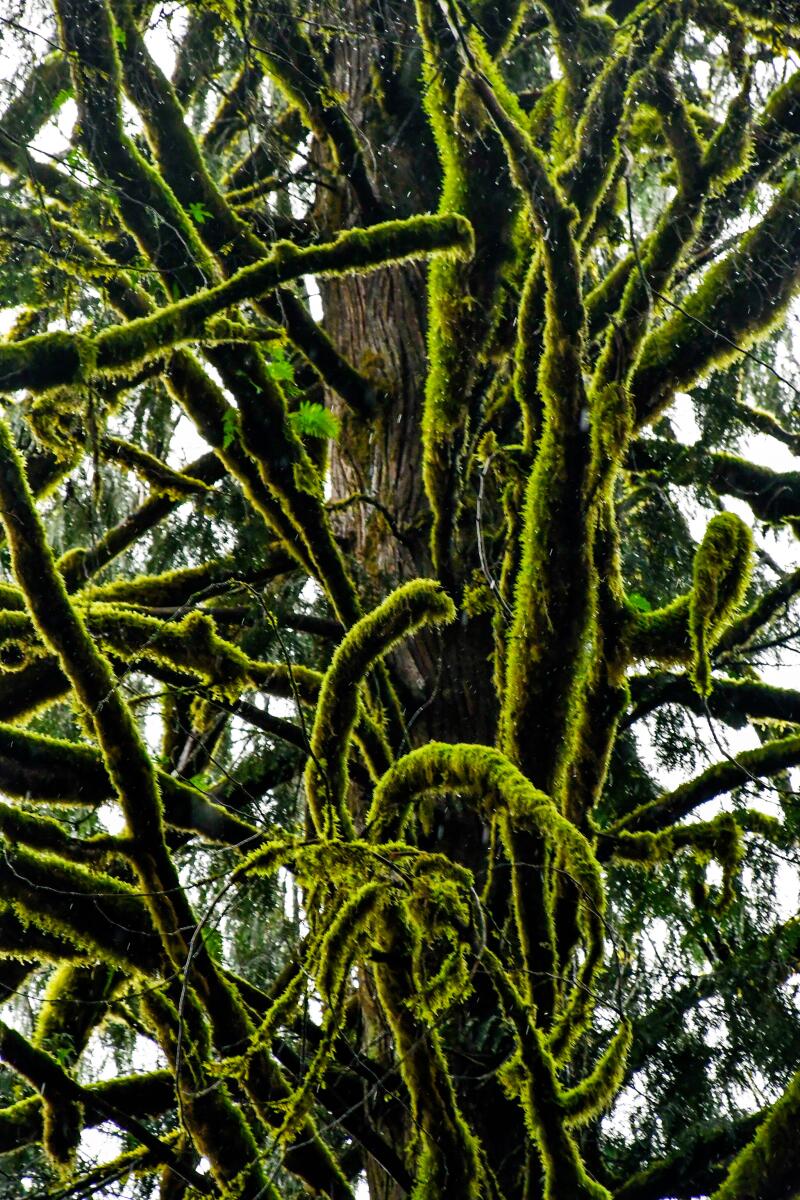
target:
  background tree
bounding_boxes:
[0,0,800,1197]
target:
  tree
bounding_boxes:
[1,0,800,1196]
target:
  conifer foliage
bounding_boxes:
[1,1,800,1197]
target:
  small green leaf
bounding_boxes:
[628,592,653,613]
[188,200,212,225]
[52,87,73,113]
[266,357,294,383]
[222,408,239,450]
[112,25,127,49]
[289,401,340,441]
[202,926,223,962]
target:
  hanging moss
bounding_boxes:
[368,741,605,1057]
[689,512,752,695]
[606,811,744,912]
[560,1019,633,1126]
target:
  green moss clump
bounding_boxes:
[690,512,752,695]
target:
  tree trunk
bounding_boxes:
[316,5,521,1195]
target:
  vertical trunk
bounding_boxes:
[314,4,521,1196]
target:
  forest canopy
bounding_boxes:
[1,0,800,1198]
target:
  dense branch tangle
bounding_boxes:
[0,1,799,1198]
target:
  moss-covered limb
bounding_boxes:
[212,0,381,220]
[0,417,176,864]
[0,1069,175,1156]
[612,1110,764,1200]
[367,743,604,1046]
[511,250,546,450]
[633,437,800,525]
[371,918,488,1200]
[710,1068,800,1200]
[718,565,800,657]
[0,800,123,866]
[416,3,523,578]
[559,3,683,232]
[0,719,262,847]
[162,358,314,575]
[729,397,800,455]
[640,68,705,192]
[612,731,800,835]
[0,1018,212,1192]
[56,0,217,298]
[694,67,800,260]
[111,3,256,267]
[723,0,800,33]
[559,1020,632,1127]
[689,513,752,696]
[0,657,71,722]
[590,145,706,395]
[602,809,744,867]
[35,963,119,1061]
[631,170,800,427]
[79,603,254,695]
[0,216,470,395]
[306,580,456,835]
[627,670,800,731]
[82,554,291,607]
[0,841,163,976]
[0,907,92,969]
[34,963,122,1169]
[602,813,746,916]
[465,65,600,798]
[592,67,752,399]
[484,949,612,1200]
[100,436,211,498]
[586,253,635,343]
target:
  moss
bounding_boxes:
[368,742,605,1052]
[486,949,612,1200]
[416,11,518,576]
[0,217,472,398]
[702,72,753,192]
[560,1019,633,1126]
[607,811,744,912]
[306,579,455,835]
[711,1068,800,1199]
[102,436,211,498]
[0,841,162,976]
[633,168,800,424]
[689,513,752,695]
